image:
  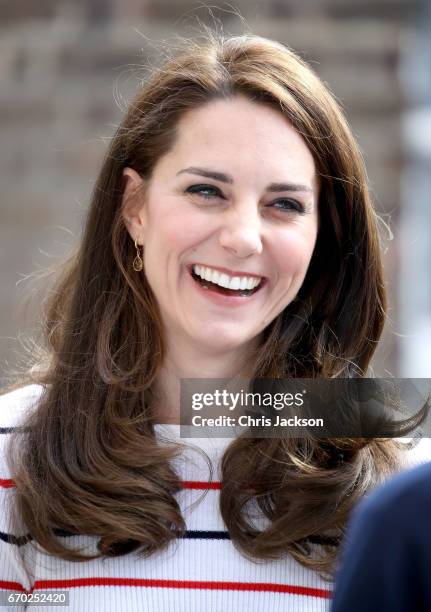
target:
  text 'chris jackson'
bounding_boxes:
[191,414,324,428]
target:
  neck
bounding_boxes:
[151,339,259,424]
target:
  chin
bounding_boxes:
[193,329,256,355]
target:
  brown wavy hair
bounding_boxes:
[6,32,407,576]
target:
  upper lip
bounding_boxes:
[189,263,265,279]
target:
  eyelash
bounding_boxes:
[185,184,306,214]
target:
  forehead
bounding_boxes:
[159,95,317,185]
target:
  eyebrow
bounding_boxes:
[176,166,313,193]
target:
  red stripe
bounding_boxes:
[181,480,221,490]
[1,479,222,490]
[0,580,27,592]
[31,578,331,598]
[0,479,14,488]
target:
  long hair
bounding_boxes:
[6,32,403,575]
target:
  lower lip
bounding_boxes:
[187,267,265,307]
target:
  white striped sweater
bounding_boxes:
[1,385,430,611]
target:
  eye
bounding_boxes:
[269,199,306,214]
[185,184,223,200]
[184,185,307,213]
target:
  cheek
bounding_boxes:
[154,209,214,249]
[275,228,317,276]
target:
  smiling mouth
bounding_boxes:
[189,266,264,297]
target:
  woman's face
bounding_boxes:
[124,95,319,357]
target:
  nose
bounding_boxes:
[218,206,263,258]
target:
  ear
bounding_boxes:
[121,167,147,245]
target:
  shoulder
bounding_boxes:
[0,384,44,478]
[0,384,45,430]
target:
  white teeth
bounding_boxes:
[192,265,262,291]
[219,273,230,288]
[203,268,212,282]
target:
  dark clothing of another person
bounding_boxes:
[331,460,431,612]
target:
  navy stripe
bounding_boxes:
[0,531,31,545]
[0,529,232,546]
[0,427,30,434]
[0,528,338,548]
[306,535,340,547]
[179,530,230,540]
[52,529,232,540]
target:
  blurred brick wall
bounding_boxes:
[0,0,425,381]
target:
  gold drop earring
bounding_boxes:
[133,238,144,272]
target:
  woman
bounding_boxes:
[0,32,428,611]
